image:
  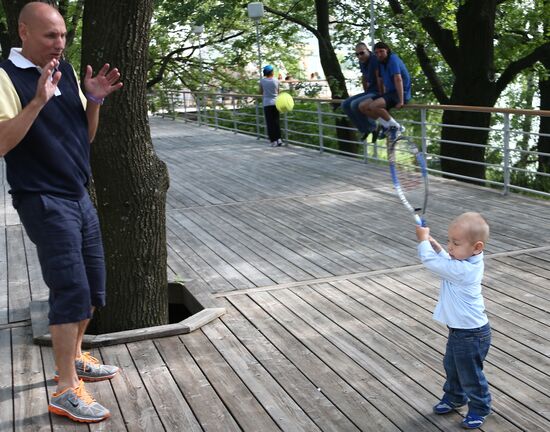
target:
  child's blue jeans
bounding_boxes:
[443,323,492,416]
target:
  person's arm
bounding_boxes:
[393,73,404,108]
[83,63,123,143]
[375,68,384,95]
[0,59,60,157]
[362,75,369,92]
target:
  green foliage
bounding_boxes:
[148,0,305,93]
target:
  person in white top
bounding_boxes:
[416,212,492,430]
[259,64,282,147]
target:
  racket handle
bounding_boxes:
[414,215,427,227]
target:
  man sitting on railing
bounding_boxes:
[359,41,411,142]
[341,42,380,142]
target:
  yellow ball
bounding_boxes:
[275,92,294,113]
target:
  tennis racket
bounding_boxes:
[388,136,429,226]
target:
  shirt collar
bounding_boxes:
[9,48,41,71]
[9,48,62,96]
[467,251,484,264]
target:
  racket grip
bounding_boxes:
[414,215,427,226]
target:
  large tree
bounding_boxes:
[266,0,359,153]
[81,0,170,333]
[389,0,550,180]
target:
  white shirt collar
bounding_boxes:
[8,48,61,96]
[8,48,40,70]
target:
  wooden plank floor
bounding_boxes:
[0,117,549,431]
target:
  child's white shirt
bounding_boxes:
[417,240,488,329]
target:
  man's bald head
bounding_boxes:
[18,2,66,67]
[19,2,63,26]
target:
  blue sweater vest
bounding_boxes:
[1,60,90,199]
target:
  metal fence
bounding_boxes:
[149,89,550,199]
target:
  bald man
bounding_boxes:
[0,2,122,423]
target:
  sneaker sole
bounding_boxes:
[434,403,467,415]
[53,371,118,383]
[48,404,110,423]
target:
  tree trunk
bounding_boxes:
[439,0,498,180]
[536,75,550,186]
[441,110,491,180]
[538,0,550,185]
[81,0,170,333]
[314,0,357,154]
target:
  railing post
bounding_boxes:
[170,91,176,120]
[317,101,324,153]
[283,111,289,143]
[182,91,188,122]
[214,94,219,129]
[421,108,427,154]
[255,99,261,140]
[196,94,201,126]
[232,96,238,133]
[502,113,511,195]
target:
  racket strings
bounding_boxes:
[391,141,426,212]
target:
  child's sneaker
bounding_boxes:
[461,413,487,429]
[55,352,119,382]
[48,380,110,423]
[433,397,467,414]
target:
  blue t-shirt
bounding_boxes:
[359,54,379,95]
[379,53,411,101]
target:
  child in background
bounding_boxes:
[416,212,492,430]
[259,65,282,147]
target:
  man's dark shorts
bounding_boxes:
[374,91,408,110]
[12,193,106,325]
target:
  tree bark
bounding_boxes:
[265,1,358,154]
[81,0,170,333]
[397,0,550,181]
[537,0,550,187]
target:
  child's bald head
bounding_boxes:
[451,212,490,244]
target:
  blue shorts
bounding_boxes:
[12,193,106,325]
[374,91,408,110]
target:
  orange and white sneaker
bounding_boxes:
[48,380,110,423]
[55,352,119,382]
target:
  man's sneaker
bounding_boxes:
[48,380,110,423]
[378,126,387,140]
[371,127,379,142]
[55,352,119,382]
[433,397,467,414]
[462,413,487,429]
[388,125,405,142]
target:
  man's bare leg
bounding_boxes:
[75,307,94,358]
[50,322,80,391]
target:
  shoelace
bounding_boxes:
[80,352,100,368]
[75,380,96,405]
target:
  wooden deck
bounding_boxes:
[1,116,549,431]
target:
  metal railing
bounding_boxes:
[149,89,550,199]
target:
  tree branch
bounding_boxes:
[263,5,322,39]
[401,0,460,73]
[496,42,550,95]
[415,43,450,104]
[146,30,244,88]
